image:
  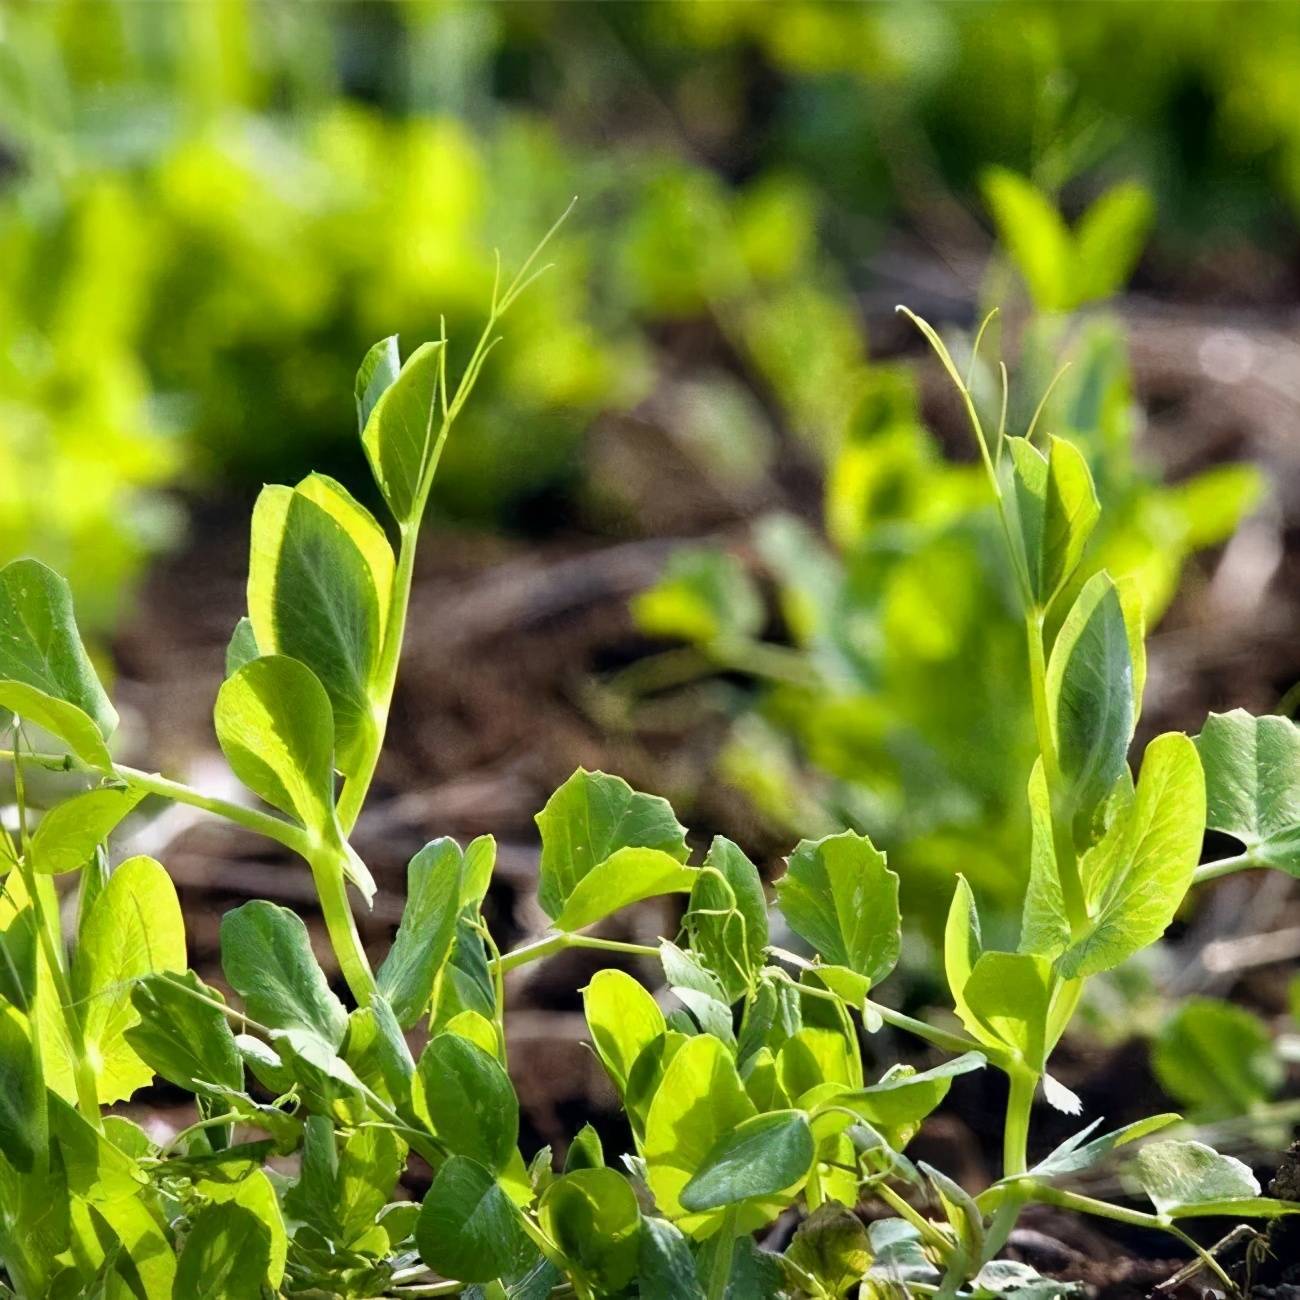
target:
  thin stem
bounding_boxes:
[1192,850,1258,885]
[1002,1068,1037,1178]
[875,1182,952,1256]
[10,733,102,1126]
[706,1207,739,1300]
[863,997,1001,1064]
[493,932,662,976]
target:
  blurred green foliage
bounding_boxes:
[1,0,1295,643]
[632,173,1261,936]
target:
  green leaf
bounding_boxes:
[680,1110,814,1212]
[1047,572,1136,828]
[0,1005,45,1172]
[960,952,1052,1069]
[784,1201,871,1299]
[199,1169,286,1289]
[461,834,498,908]
[1153,997,1282,1120]
[1060,732,1205,979]
[1073,181,1154,306]
[0,681,112,771]
[75,855,186,1103]
[213,655,336,832]
[1018,762,1070,959]
[174,1202,271,1300]
[944,876,983,1034]
[1196,709,1300,872]
[626,1031,690,1138]
[982,168,1073,312]
[638,1217,707,1300]
[1007,436,1100,606]
[775,830,899,985]
[247,476,392,777]
[584,968,666,1095]
[361,340,444,523]
[644,1033,758,1233]
[1030,1113,1180,1179]
[539,1168,642,1294]
[687,836,769,1003]
[778,1027,857,1102]
[224,617,259,678]
[632,547,763,647]
[355,335,402,433]
[661,940,735,1044]
[125,970,242,1095]
[377,838,464,1027]
[829,1053,986,1150]
[1134,1140,1259,1217]
[220,900,347,1048]
[416,1155,522,1285]
[344,994,417,1105]
[564,1123,604,1173]
[29,786,144,874]
[419,1032,519,1174]
[553,846,696,932]
[535,769,689,922]
[0,558,116,740]
[48,1092,145,1203]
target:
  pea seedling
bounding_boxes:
[0,229,1296,1299]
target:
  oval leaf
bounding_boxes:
[680,1110,814,1212]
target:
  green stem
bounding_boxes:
[875,1182,952,1257]
[707,1207,739,1300]
[1192,850,1258,885]
[493,932,662,976]
[863,997,1001,1064]
[1002,1068,1037,1178]
[310,845,378,1004]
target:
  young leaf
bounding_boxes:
[0,558,117,740]
[564,1123,604,1173]
[220,900,347,1049]
[944,876,983,1034]
[632,547,764,648]
[539,1168,642,1294]
[75,855,186,1102]
[345,994,417,1105]
[584,969,667,1095]
[247,477,391,776]
[355,335,402,433]
[679,1110,814,1212]
[553,846,697,932]
[535,769,689,921]
[174,1202,271,1300]
[416,1155,522,1285]
[1059,732,1205,978]
[125,970,243,1095]
[778,1027,857,1102]
[661,940,735,1044]
[1047,572,1135,828]
[418,1032,519,1174]
[644,1033,757,1231]
[1196,709,1300,873]
[1006,435,1099,605]
[1073,181,1154,305]
[213,655,336,832]
[960,952,1052,1069]
[29,786,144,875]
[377,838,464,1027]
[361,340,444,523]
[775,830,900,986]
[688,836,769,1003]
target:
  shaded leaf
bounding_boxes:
[174,1202,270,1300]
[416,1155,521,1285]
[419,1033,518,1174]
[539,1168,642,1294]
[126,970,242,1094]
